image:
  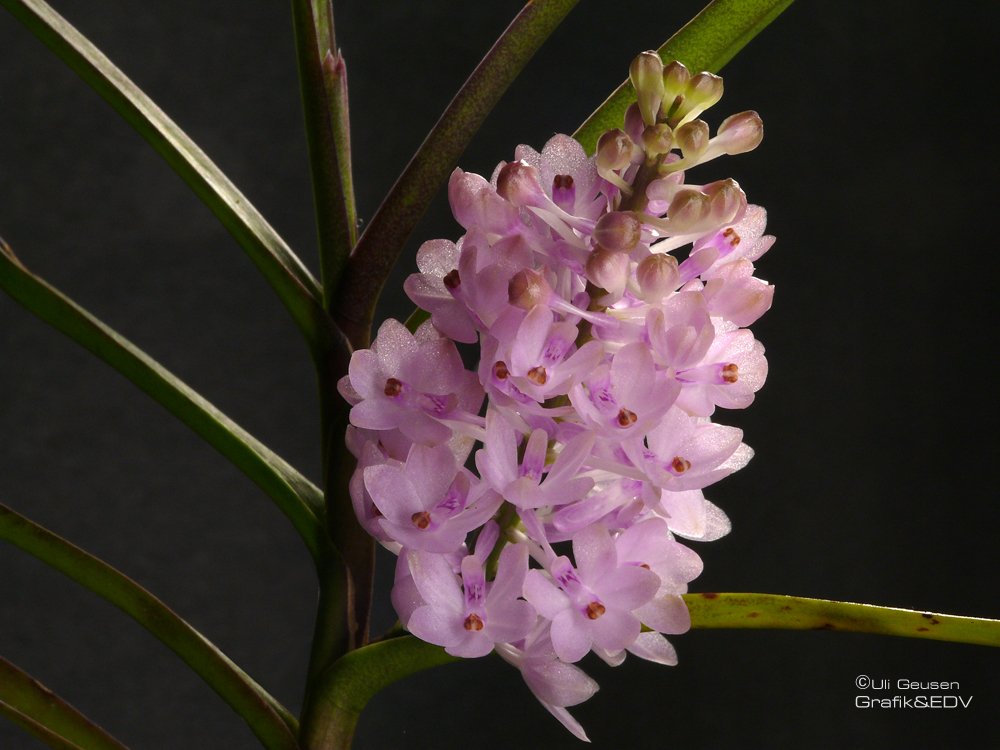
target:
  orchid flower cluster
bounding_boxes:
[338,52,774,740]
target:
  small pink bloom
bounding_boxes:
[365,443,501,553]
[345,319,482,444]
[406,542,536,658]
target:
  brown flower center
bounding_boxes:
[721,363,739,383]
[553,174,574,190]
[527,366,548,385]
[384,378,403,397]
[463,613,485,631]
[671,456,691,474]
[410,511,431,530]
[616,408,638,427]
[585,601,606,620]
[493,361,509,380]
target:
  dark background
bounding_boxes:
[2,1,999,748]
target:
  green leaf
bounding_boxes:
[296,594,1000,749]
[0,704,86,750]
[683,593,1000,646]
[331,0,580,348]
[0,0,331,350]
[0,503,301,750]
[0,239,325,561]
[291,0,358,306]
[573,0,797,153]
[0,657,127,750]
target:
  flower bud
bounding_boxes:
[635,253,680,302]
[661,60,691,102]
[677,72,724,125]
[593,211,642,252]
[508,268,552,310]
[641,123,674,156]
[629,51,665,126]
[596,129,636,173]
[596,129,639,192]
[666,189,711,232]
[715,111,764,154]
[675,119,709,159]
[704,178,746,225]
[585,246,630,298]
[496,160,545,207]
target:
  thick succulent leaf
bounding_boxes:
[683,592,1000,646]
[0,0,329,349]
[332,0,580,348]
[0,657,127,750]
[0,240,325,560]
[0,504,301,750]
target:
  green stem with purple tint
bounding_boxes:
[331,0,580,350]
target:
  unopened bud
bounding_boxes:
[674,71,723,125]
[666,189,711,231]
[508,268,552,310]
[585,246,630,298]
[635,253,680,302]
[596,129,636,172]
[496,160,545,207]
[661,60,691,101]
[705,178,746,225]
[676,119,710,159]
[716,110,764,154]
[593,211,642,252]
[641,123,674,156]
[629,51,665,126]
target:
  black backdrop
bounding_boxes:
[2,1,999,748]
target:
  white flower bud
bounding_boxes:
[508,268,552,310]
[705,178,746,225]
[496,160,545,207]
[666,189,711,232]
[679,72,724,124]
[596,129,636,172]
[635,253,680,302]
[586,246,630,298]
[629,51,665,126]
[716,111,764,154]
[593,211,642,252]
[675,120,709,159]
[662,60,691,101]
[641,123,673,156]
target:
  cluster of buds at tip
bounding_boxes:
[341,50,776,742]
[616,55,763,185]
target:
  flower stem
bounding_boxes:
[331,0,580,349]
[299,340,375,745]
[300,636,458,750]
[290,0,358,304]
